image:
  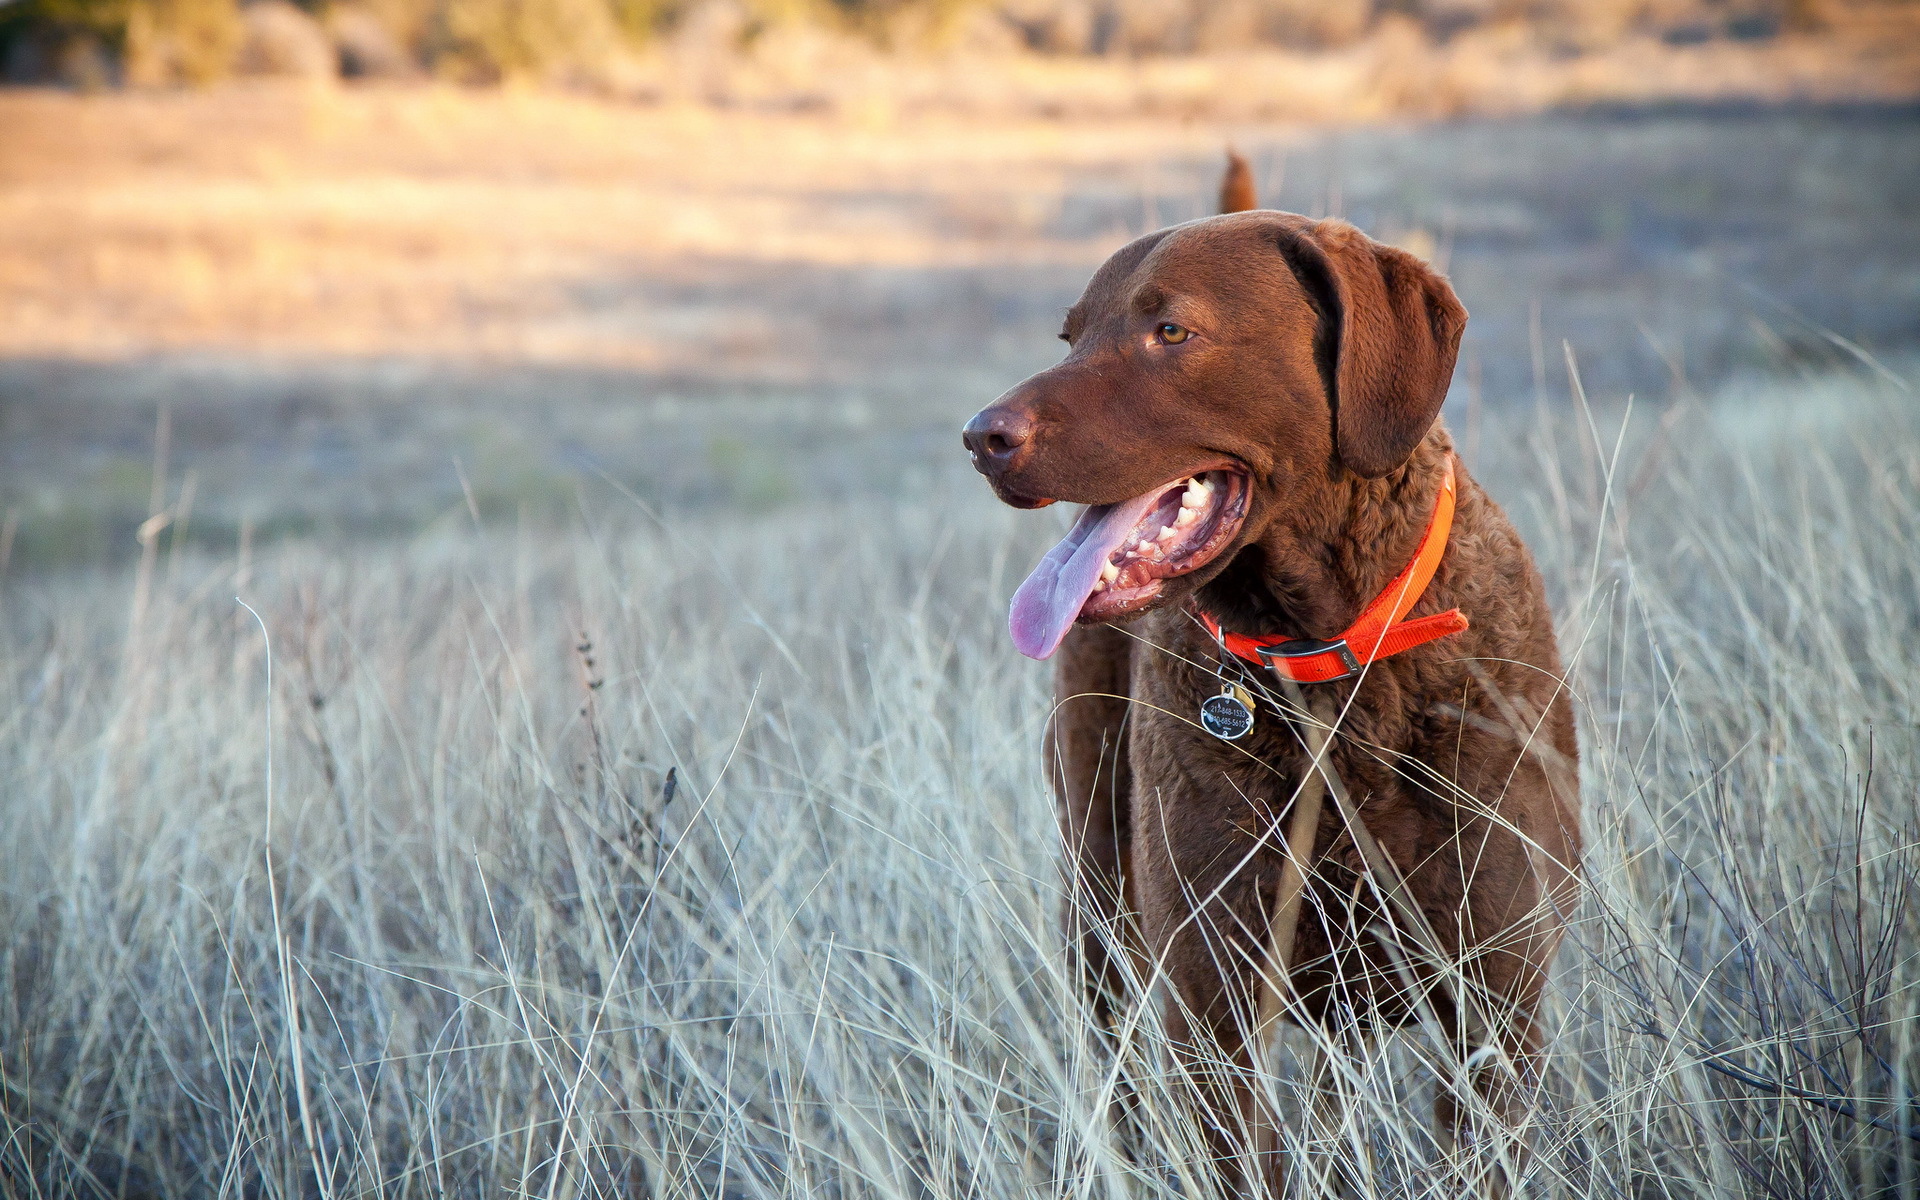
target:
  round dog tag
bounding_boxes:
[1200,688,1255,740]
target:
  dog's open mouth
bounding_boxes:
[1009,468,1250,659]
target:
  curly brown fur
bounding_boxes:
[966,173,1581,1190]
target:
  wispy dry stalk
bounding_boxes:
[0,508,17,588]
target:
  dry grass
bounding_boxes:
[6,62,1919,370]
[1,358,1916,1197]
[3,88,1915,574]
[5,86,1913,381]
[0,85,1149,365]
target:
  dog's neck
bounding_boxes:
[1196,432,1456,642]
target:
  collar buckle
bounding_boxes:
[1258,637,1362,683]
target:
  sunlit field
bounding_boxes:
[2,356,1916,1197]
[4,87,1917,568]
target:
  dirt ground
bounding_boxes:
[1,84,1916,565]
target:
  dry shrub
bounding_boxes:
[235,0,334,76]
[430,0,624,79]
[994,0,1377,54]
[122,0,243,82]
[1,0,1914,100]
[328,2,417,75]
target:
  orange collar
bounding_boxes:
[1196,457,1469,684]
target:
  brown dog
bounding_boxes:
[963,168,1581,1186]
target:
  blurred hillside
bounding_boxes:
[2,0,1916,115]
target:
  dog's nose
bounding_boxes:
[962,404,1035,474]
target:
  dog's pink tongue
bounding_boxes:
[1009,489,1164,660]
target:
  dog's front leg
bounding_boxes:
[1048,624,1139,1022]
[1132,786,1293,1196]
[1431,995,1548,1199]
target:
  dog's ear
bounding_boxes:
[1219,149,1257,214]
[1275,220,1467,478]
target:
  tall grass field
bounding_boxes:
[2,362,1917,1198]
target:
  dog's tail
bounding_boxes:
[1219,148,1257,214]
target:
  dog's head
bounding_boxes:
[964,211,1466,659]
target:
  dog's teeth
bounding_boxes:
[1157,524,1177,542]
[1181,485,1207,509]
[1091,579,1108,592]
[1174,507,1199,529]
[1100,561,1119,583]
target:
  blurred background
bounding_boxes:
[0,0,1915,570]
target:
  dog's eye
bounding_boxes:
[1156,323,1191,345]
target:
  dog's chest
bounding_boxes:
[1128,627,1307,801]
[1125,618,1437,860]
